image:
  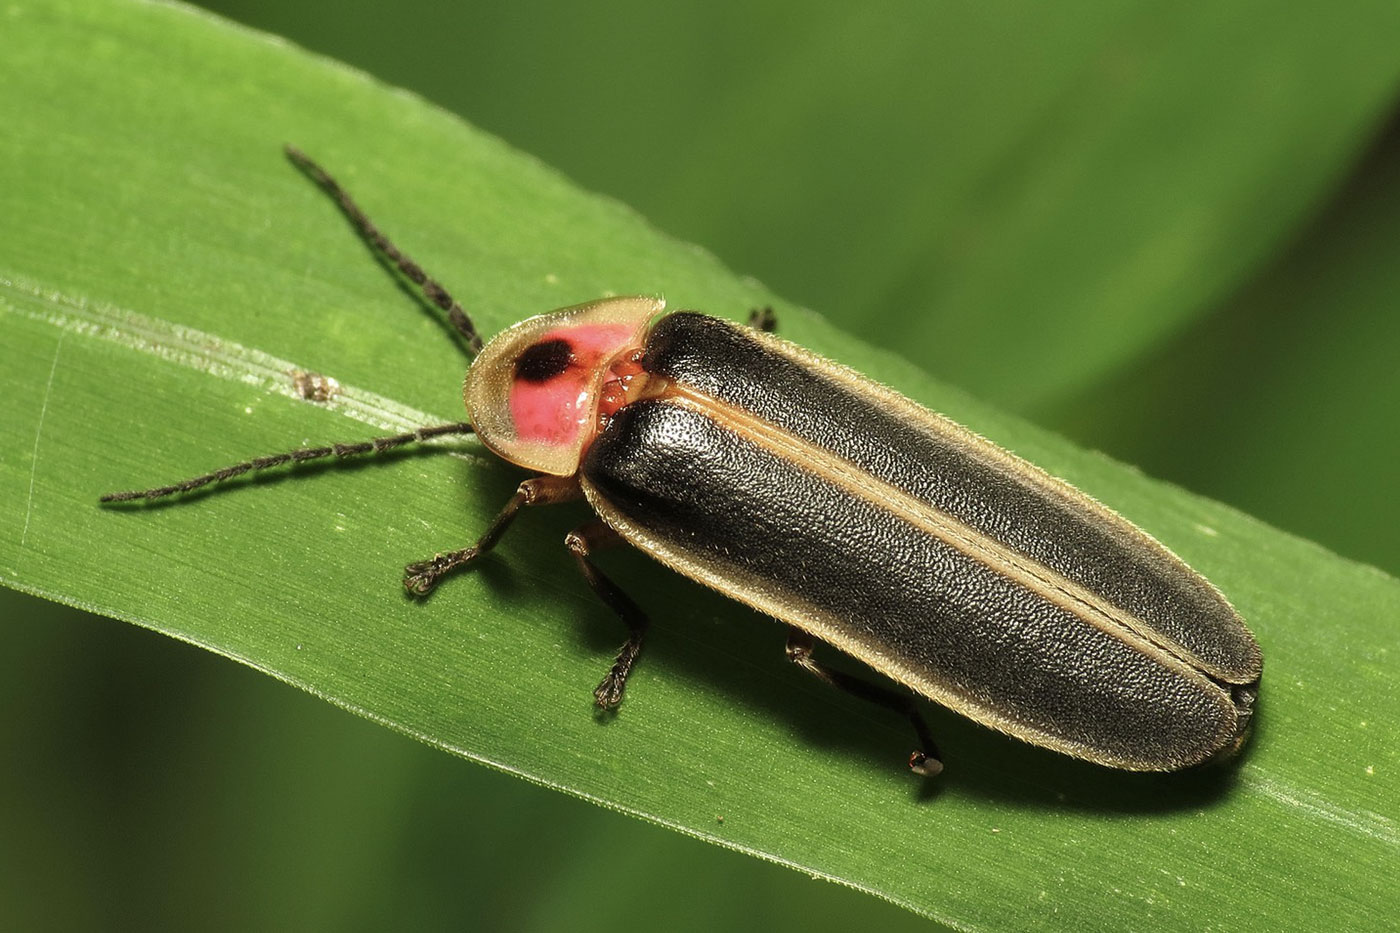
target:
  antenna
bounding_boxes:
[284,145,483,355]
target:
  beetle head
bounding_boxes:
[465,296,664,475]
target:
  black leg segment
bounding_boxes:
[565,520,650,710]
[747,306,778,332]
[403,475,582,596]
[785,627,942,776]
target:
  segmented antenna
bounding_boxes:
[103,151,485,505]
[101,422,474,503]
[284,145,484,355]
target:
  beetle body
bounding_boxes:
[107,150,1261,776]
[467,297,1261,771]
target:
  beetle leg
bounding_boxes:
[565,520,649,710]
[746,306,778,332]
[403,475,581,596]
[785,627,943,776]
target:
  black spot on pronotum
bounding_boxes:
[515,338,574,383]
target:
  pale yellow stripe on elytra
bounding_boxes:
[741,326,1258,684]
[665,388,1219,692]
[580,391,1235,770]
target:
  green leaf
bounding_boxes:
[1045,116,1400,576]
[2,2,1396,930]
[195,0,1400,412]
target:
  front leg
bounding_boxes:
[403,474,581,595]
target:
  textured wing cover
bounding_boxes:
[643,314,1259,684]
[585,390,1242,768]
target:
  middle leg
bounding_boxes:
[565,519,650,710]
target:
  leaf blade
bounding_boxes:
[2,2,1397,929]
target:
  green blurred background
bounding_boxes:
[4,1,1398,928]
